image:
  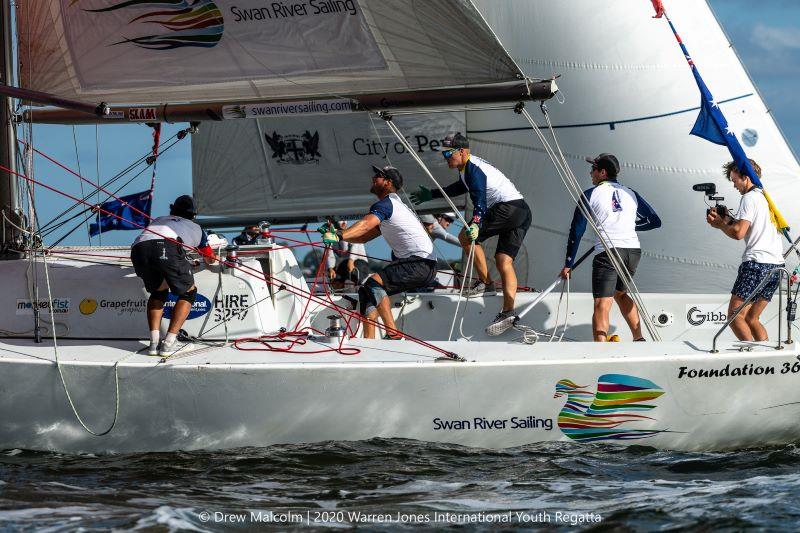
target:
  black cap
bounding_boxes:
[170,195,197,218]
[371,165,404,190]
[434,132,469,151]
[586,153,620,177]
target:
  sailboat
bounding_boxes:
[1,0,799,454]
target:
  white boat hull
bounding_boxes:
[2,338,799,454]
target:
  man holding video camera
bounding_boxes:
[706,159,784,341]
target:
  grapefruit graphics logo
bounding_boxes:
[554,374,665,442]
[77,0,224,50]
[79,298,99,315]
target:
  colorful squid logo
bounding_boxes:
[78,0,224,50]
[554,374,666,442]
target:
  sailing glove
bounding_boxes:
[410,185,433,205]
[317,224,339,246]
[467,223,480,242]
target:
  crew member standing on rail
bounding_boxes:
[410,133,532,333]
[560,154,661,342]
[319,166,436,339]
[706,159,784,341]
[130,195,216,356]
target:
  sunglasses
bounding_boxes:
[442,149,458,159]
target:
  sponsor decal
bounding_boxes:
[554,374,665,442]
[230,0,359,21]
[677,360,800,379]
[222,100,354,119]
[352,134,448,159]
[262,131,321,164]
[741,128,759,147]
[686,304,727,328]
[79,298,98,315]
[128,108,158,121]
[16,298,71,315]
[213,294,251,323]
[78,0,224,51]
[102,110,125,120]
[163,293,212,320]
[80,297,148,316]
[432,416,553,432]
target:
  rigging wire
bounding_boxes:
[381,115,481,341]
[71,126,91,244]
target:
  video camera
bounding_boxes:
[692,183,728,218]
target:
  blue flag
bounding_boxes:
[687,67,763,188]
[89,190,152,237]
[663,15,789,233]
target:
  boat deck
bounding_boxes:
[0,337,787,368]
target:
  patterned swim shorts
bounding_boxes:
[731,260,784,301]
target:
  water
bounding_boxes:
[2,439,800,531]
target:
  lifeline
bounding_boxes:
[678,363,775,379]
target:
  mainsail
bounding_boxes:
[18,0,525,105]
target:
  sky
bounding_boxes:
[27,0,800,260]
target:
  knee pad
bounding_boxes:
[150,289,169,302]
[359,277,386,316]
[177,287,197,304]
[358,285,374,315]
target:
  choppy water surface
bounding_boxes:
[2,439,800,531]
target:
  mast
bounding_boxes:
[0,0,19,256]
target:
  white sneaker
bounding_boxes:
[159,340,196,357]
[485,311,518,336]
[465,280,496,297]
[147,342,159,356]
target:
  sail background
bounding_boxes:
[17,0,522,105]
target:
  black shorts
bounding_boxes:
[476,199,532,259]
[130,239,194,295]
[591,248,641,298]
[379,256,437,295]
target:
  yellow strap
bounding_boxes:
[763,190,790,232]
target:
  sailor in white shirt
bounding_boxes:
[318,166,436,339]
[130,195,216,356]
[706,159,785,342]
[411,133,532,334]
[560,154,661,342]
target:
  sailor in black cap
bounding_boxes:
[319,165,436,339]
[410,132,532,332]
[130,195,216,356]
[560,154,661,342]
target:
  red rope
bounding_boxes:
[233,329,361,356]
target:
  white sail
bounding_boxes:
[17,0,522,105]
[467,0,800,293]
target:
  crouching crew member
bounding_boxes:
[411,132,532,332]
[706,159,784,341]
[130,195,216,356]
[560,154,661,342]
[319,166,436,339]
